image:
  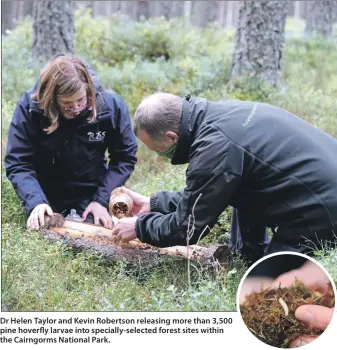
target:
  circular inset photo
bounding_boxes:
[237,252,336,348]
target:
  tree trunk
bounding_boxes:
[41,220,231,267]
[76,1,94,15]
[225,1,234,28]
[136,1,150,21]
[232,1,241,28]
[15,1,25,18]
[218,1,226,28]
[169,1,185,19]
[32,1,75,63]
[23,0,34,17]
[192,1,218,27]
[109,1,122,14]
[294,1,301,19]
[147,1,189,20]
[1,1,14,32]
[184,1,192,27]
[305,1,337,38]
[230,1,288,88]
[120,1,138,20]
[92,1,109,17]
[151,1,173,19]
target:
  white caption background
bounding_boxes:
[0,311,336,350]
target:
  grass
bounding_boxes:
[1,213,244,312]
[1,236,242,312]
[1,14,337,311]
[2,167,243,312]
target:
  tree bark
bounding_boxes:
[305,1,337,38]
[32,1,75,63]
[230,0,288,87]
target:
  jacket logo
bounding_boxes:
[242,103,257,127]
[87,131,106,141]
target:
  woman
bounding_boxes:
[5,55,138,230]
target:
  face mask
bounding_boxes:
[156,143,177,159]
[62,100,92,119]
[63,104,87,119]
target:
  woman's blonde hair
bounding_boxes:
[32,55,97,134]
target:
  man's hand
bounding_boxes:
[27,204,53,231]
[239,277,273,304]
[119,187,150,216]
[111,217,138,243]
[289,305,334,347]
[82,201,113,229]
[271,261,331,293]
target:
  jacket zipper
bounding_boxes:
[53,149,61,165]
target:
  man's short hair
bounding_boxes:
[133,92,183,141]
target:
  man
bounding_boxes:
[112,92,337,262]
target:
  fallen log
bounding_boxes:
[40,219,231,267]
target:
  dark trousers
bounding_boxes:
[229,208,270,262]
[229,207,336,275]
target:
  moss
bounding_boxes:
[240,280,335,347]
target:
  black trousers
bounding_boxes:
[229,208,336,277]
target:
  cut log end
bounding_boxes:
[109,187,133,219]
[43,213,65,229]
[111,202,131,218]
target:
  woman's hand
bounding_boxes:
[27,204,53,230]
[119,187,151,216]
[82,201,113,229]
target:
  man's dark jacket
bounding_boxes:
[5,65,137,215]
[136,96,337,247]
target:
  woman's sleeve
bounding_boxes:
[5,96,49,215]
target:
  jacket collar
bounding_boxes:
[171,96,208,165]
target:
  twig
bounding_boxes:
[186,193,214,288]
